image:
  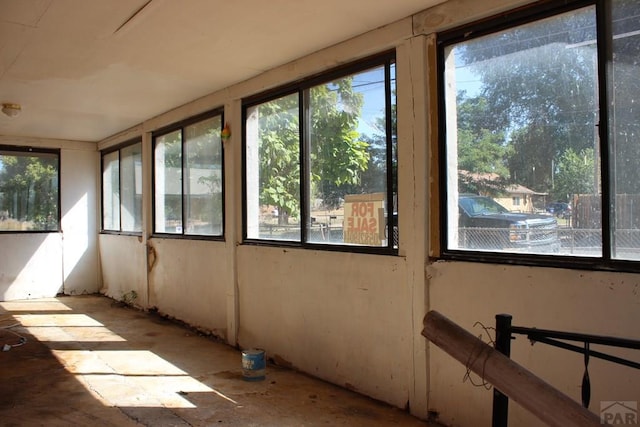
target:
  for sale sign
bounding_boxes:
[343,193,385,246]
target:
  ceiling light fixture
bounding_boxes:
[2,103,21,118]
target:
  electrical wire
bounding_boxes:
[1,322,27,350]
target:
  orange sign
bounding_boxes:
[343,193,385,245]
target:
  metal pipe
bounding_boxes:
[492,314,512,427]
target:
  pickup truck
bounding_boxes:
[457,195,560,253]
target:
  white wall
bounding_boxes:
[0,233,62,300]
[237,246,413,407]
[96,0,640,425]
[416,1,640,423]
[98,13,433,416]
[0,137,99,300]
[61,147,99,294]
[147,238,229,336]
[99,234,147,306]
[428,262,640,426]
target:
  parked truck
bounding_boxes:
[457,194,560,252]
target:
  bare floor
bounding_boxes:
[0,295,434,426]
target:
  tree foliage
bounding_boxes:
[257,78,370,222]
[308,80,369,209]
[155,119,223,228]
[359,90,396,196]
[0,153,58,230]
[553,148,595,201]
[610,0,640,194]
[256,93,301,223]
[457,95,509,173]
[453,7,602,200]
[455,2,640,208]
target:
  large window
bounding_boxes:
[439,0,640,269]
[153,110,224,237]
[243,53,397,252]
[102,140,142,233]
[0,146,59,232]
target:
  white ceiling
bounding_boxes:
[0,0,442,143]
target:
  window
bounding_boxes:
[439,0,640,269]
[102,140,142,233]
[153,110,224,237]
[0,146,59,232]
[243,53,397,252]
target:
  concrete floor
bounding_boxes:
[0,295,436,426]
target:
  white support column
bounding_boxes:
[153,139,166,233]
[396,34,431,419]
[141,130,153,308]
[443,44,460,249]
[245,105,260,239]
[225,99,242,346]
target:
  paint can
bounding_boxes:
[242,349,266,381]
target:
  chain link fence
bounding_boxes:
[257,222,640,258]
[457,226,640,259]
[257,222,398,248]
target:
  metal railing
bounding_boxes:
[492,314,640,427]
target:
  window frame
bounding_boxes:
[100,138,143,235]
[241,51,398,255]
[0,145,61,234]
[436,0,640,272]
[151,108,225,241]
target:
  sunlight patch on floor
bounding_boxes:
[2,301,242,411]
[51,347,238,408]
[22,326,126,342]
[15,313,105,327]
[0,300,72,312]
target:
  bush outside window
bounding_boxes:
[440,0,640,268]
[153,111,224,237]
[102,141,142,233]
[244,53,397,252]
[0,146,59,232]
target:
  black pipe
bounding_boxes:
[490,314,640,426]
[527,336,640,370]
[510,326,640,350]
[492,314,513,427]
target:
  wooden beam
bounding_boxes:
[422,310,602,427]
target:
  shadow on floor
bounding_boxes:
[0,295,437,426]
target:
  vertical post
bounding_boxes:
[581,342,591,409]
[492,314,513,427]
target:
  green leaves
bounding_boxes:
[553,148,595,200]
[0,153,59,230]
[256,76,371,221]
[452,9,601,199]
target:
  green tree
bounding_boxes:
[457,95,509,175]
[186,119,223,229]
[456,94,510,195]
[257,78,370,223]
[257,93,300,224]
[552,148,595,201]
[155,130,182,223]
[308,80,369,209]
[455,2,640,200]
[360,89,396,196]
[155,118,223,229]
[609,0,640,194]
[457,9,598,195]
[358,133,387,195]
[0,154,58,230]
